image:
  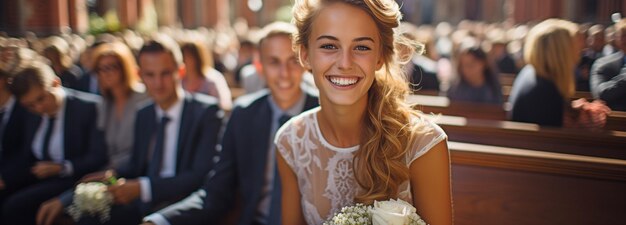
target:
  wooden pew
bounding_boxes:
[408,95,507,120]
[449,141,626,225]
[412,89,440,96]
[606,110,626,132]
[498,73,593,101]
[573,91,593,100]
[430,114,626,159]
[499,73,516,87]
[409,94,626,132]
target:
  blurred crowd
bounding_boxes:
[0,15,624,224]
[1,17,624,108]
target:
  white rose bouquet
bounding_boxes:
[324,199,427,225]
[66,176,117,223]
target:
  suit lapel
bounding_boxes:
[619,52,626,75]
[176,93,194,172]
[62,91,74,159]
[251,98,273,190]
[141,105,157,175]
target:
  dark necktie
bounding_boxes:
[278,114,291,127]
[148,116,170,177]
[42,117,56,161]
[268,114,292,223]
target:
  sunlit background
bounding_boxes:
[0,0,624,36]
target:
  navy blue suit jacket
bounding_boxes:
[0,101,32,188]
[159,89,319,225]
[509,65,564,126]
[1,101,29,163]
[18,89,107,181]
[116,92,223,207]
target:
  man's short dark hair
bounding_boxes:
[258,21,297,49]
[10,60,56,98]
[138,34,183,66]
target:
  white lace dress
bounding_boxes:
[275,107,447,225]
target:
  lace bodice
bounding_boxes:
[275,107,446,225]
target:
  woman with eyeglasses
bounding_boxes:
[35,42,150,225]
[93,42,149,168]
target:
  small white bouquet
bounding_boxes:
[66,181,114,223]
[324,199,427,225]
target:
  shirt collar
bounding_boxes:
[267,91,306,118]
[1,96,15,113]
[42,88,66,121]
[155,95,184,122]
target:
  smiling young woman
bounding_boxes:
[274,0,453,225]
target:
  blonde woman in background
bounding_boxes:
[509,19,610,127]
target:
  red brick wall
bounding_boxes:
[2,0,21,35]
[513,0,563,23]
[118,0,138,30]
[24,0,70,35]
[597,0,624,24]
[69,0,88,33]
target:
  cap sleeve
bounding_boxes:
[406,117,447,166]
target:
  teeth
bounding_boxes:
[329,77,358,86]
[278,81,292,89]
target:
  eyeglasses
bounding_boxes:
[96,63,121,74]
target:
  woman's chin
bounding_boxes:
[323,95,367,108]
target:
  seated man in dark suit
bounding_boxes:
[590,19,626,111]
[0,47,34,196]
[0,68,30,201]
[142,22,319,225]
[1,59,108,225]
[36,36,224,225]
[81,36,224,225]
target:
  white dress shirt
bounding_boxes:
[30,89,73,176]
[139,96,184,203]
[144,92,307,225]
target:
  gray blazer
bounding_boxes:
[590,51,626,111]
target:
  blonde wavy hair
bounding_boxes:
[524,19,578,99]
[293,0,428,204]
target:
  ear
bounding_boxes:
[254,60,265,79]
[178,65,186,79]
[51,76,61,88]
[299,45,311,69]
[375,56,384,71]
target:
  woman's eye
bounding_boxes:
[355,45,371,51]
[320,44,337,50]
